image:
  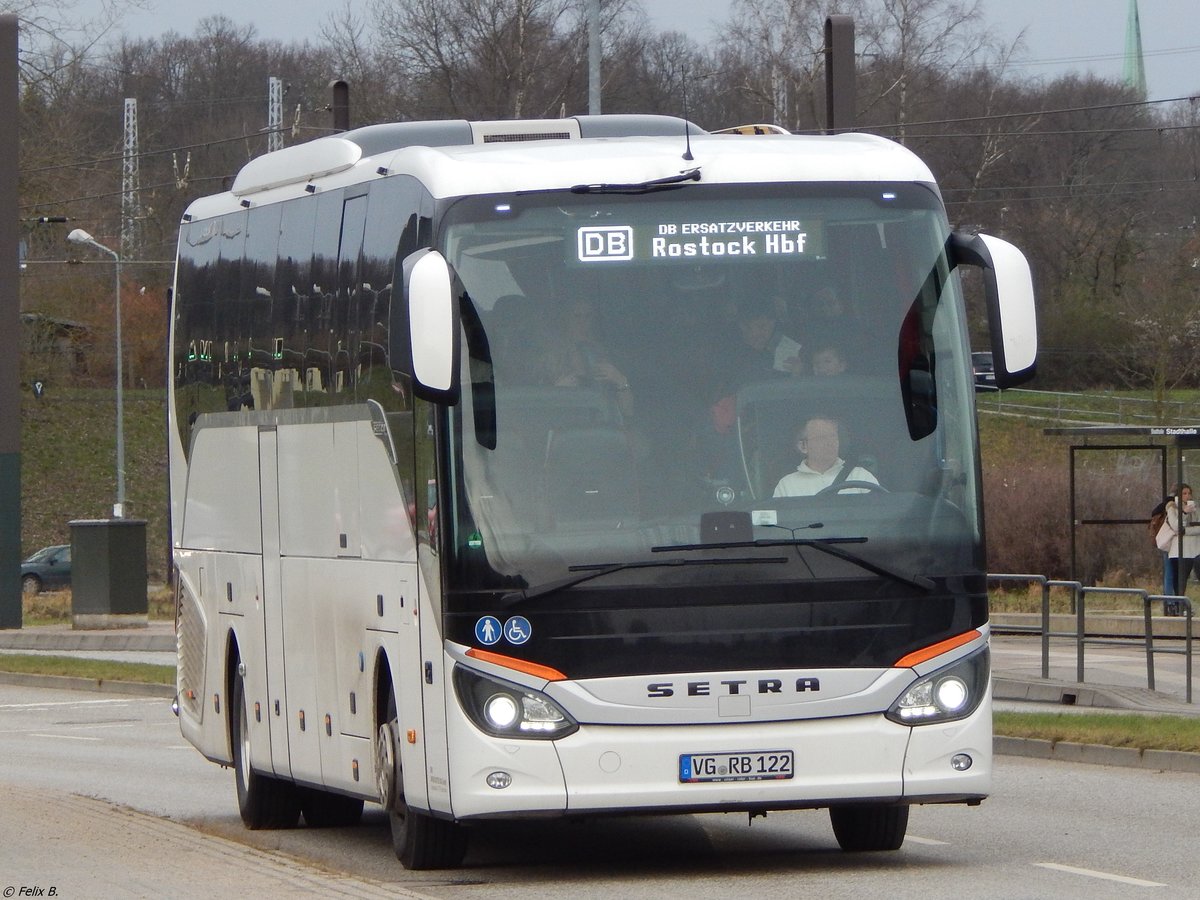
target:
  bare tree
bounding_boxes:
[1104,241,1200,411]
[713,0,854,131]
[371,0,589,119]
[602,28,707,118]
[856,0,992,143]
[322,0,415,123]
[4,0,148,89]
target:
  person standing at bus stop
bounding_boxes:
[1156,483,1198,615]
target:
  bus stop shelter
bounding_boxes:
[1044,425,1200,583]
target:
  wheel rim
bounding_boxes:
[375,722,397,809]
[22,576,39,595]
[238,683,252,787]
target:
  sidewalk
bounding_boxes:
[990,629,1198,714]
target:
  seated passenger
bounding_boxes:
[773,416,878,496]
[734,298,803,378]
[810,343,848,376]
[542,299,626,384]
[707,298,803,432]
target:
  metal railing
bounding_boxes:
[988,574,1194,703]
[1143,593,1194,699]
[977,388,1200,428]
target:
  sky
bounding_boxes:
[79,0,1199,105]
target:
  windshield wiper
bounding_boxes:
[651,537,935,592]
[502,554,787,605]
[570,168,701,194]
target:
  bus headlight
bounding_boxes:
[484,693,520,729]
[454,666,578,740]
[886,645,989,725]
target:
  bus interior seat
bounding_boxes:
[488,294,543,384]
[484,386,626,528]
[543,426,638,525]
[496,385,620,433]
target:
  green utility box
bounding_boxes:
[69,518,148,629]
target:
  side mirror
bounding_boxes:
[950,232,1037,388]
[394,248,461,403]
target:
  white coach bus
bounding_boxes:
[169,115,1036,869]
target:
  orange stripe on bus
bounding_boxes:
[893,629,981,669]
[466,647,568,682]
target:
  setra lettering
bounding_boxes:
[647,676,821,698]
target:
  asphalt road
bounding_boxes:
[1,682,1197,899]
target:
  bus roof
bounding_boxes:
[183,118,937,222]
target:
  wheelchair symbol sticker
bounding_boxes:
[474,616,502,646]
[504,616,532,645]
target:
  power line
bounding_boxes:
[18,175,228,213]
[869,93,1200,132]
[944,175,1200,197]
[986,44,1200,72]
[886,122,1199,139]
[19,126,289,178]
[944,181,1200,208]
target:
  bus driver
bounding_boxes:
[773,416,878,496]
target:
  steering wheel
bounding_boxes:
[817,479,890,496]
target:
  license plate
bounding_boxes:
[679,750,794,783]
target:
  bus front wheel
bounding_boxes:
[231,665,301,829]
[829,803,909,851]
[378,685,467,869]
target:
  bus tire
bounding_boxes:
[379,684,467,869]
[300,788,365,828]
[231,666,301,830]
[829,803,909,851]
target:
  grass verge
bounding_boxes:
[0,654,175,685]
[993,711,1200,753]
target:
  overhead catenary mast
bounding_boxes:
[268,76,283,153]
[121,97,140,256]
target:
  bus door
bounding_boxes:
[258,426,302,778]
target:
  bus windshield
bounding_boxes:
[438,182,980,599]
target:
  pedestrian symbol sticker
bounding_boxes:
[504,616,531,645]
[475,616,502,646]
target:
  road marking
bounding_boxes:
[30,733,102,742]
[1035,862,1166,887]
[0,697,158,711]
[55,721,143,733]
[905,835,950,845]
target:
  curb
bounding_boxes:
[993,676,1200,716]
[0,671,176,699]
[994,678,1127,709]
[0,632,174,653]
[994,735,1200,774]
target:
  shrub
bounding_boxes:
[981,415,1163,590]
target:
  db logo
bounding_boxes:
[577,226,634,262]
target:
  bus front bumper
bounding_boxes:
[444,704,991,819]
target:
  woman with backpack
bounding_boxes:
[1155,483,1197,616]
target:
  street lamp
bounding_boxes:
[68,228,125,519]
